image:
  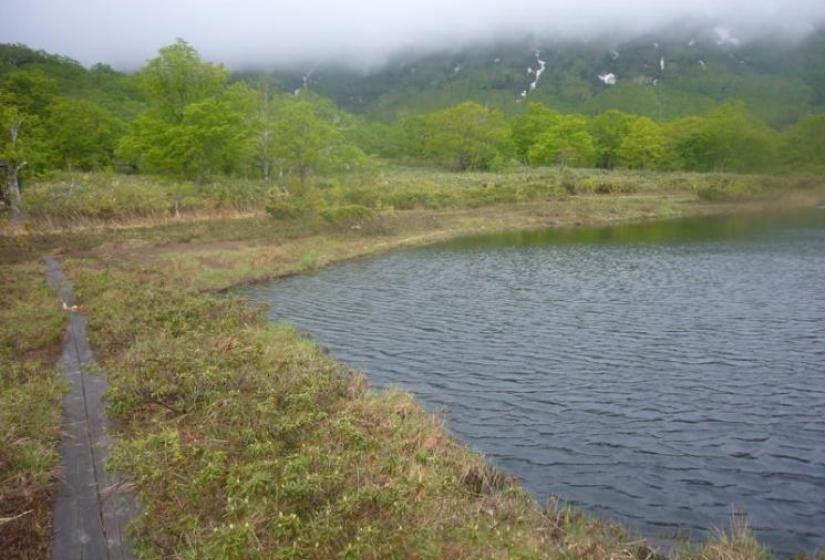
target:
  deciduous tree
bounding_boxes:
[418,101,511,171]
[617,117,665,170]
[527,115,596,168]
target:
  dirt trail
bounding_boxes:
[43,256,135,560]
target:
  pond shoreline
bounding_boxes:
[4,187,824,559]
[240,208,825,555]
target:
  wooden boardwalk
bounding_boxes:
[44,257,136,560]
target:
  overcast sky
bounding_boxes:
[2,1,824,70]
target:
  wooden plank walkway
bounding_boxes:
[44,256,136,560]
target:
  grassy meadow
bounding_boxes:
[1,166,823,559]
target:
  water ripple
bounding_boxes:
[242,212,825,556]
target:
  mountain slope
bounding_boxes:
[264,24,825,125]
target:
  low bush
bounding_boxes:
[320,204,375,229]
[696,177,768,202]
[22,176,170,219]
[265,198,312,220]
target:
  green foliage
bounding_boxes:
[695,176,777,201]
[409,101,512,171]
[136,39,228,122]
[265,195,318,221]
[617,117,665,170]
[511,102,560,161]
[46,97,123,170]
[782,114,825,170]
[119,43,257,181]
[270,99,346,181]
[665,102,780,172]
[591,110,634,168]
[0,68,59,114]
[527,114,596,168]
[0,69,56,176]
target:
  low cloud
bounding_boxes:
[2,0,824,70]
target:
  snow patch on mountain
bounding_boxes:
[598,72,616,85]
[521,50,546,97]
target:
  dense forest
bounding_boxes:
[1,35,824,218]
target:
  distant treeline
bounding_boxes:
[1,40,823,214]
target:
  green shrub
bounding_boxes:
[696,177,766,201]
[383,188,455,210]
[560,169,578,194]
[266,197,313,220]
[578,176,639,195]
[196,180,269,211]
[463,185,521,208]
[319,204,375,229]
[342,187,381,208]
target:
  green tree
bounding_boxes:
[418,101,511,171]
[119,83,257,181]
[118,41,256,181]
[400,115,429,159]
[591,109,633,169]
[781,114,825,170]
[510,102,560,162]
[0,70,55,217]
[0,69,58,115]
[617,117,665,170]
[46,97,123,171]
[665,102,779,172]
[527,114,596,168]
[136,39,228,122]
[271,99,343,183]
[663,115,706,170]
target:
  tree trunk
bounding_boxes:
[262,158,271,182]
[5,116,25,221]
[7,164,23,221]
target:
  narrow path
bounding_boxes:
[43,256,135,560]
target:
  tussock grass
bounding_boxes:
[0,263,66,558]
[6,166,819,235]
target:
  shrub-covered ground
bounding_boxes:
[7,165,818,230]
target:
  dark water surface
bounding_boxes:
[241,211,825,555]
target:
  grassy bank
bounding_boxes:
[6,165,818,233]
[2,168,823,558]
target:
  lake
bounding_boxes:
[241,210,825,555]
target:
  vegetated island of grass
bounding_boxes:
[2,167,824,559]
